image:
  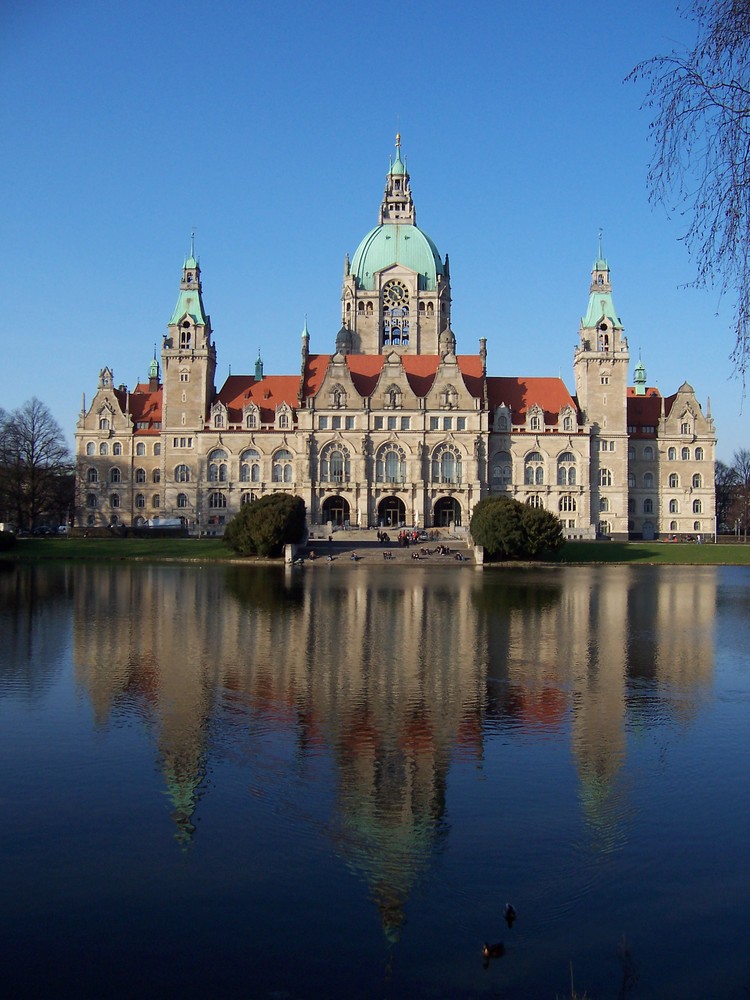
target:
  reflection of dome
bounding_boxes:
[351,225,444,291]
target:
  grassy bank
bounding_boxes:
[2,536,750,565]
[551,540,750,565]
[0,536,232,562]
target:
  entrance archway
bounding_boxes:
[378,496,406,527]
[322,495,350,527]
[434,497,461,527]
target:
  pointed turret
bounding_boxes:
[633,356,647,396]
[255,352,264,381]
[161,240,217,431]
[148,352,160,392]
[379,133,416,225]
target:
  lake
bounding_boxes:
[0,561,748,999]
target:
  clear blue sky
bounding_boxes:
[1,0,745,462]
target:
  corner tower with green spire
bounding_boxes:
[573,243,630,540]
[161,241,217,433]
[341,135,452,355]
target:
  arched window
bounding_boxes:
[557,452,576,486]
[110,468,121,484]
[644,472,654,488]
[99,417,110,430]
[695,447,704,461]
[628,473,636,488]
[86,442,95,456]
[152,468,161,484]
[152,495,160,508]
[153,443,161,457]
[246,411,257,429]
[240,449,261,483]
[214,412,224,428]
[669,473,679,488]
[241,492,256,505]
[87,468,98,483]
[272,449,293,483]
[208,448,228,482]
[563,414,573,431]
[669,499,679,513]
[670,520,678,531]
[559,495,576,512]
[177,493,188,509]
[526,495,543,508]
[87,494,97,508]
[278,411,290,429]
[208,491,227,509]
[110,494,120,508]
[175,464,190,483]
[525,451,544,485]
[113,442,122,456]
[135,467,146,484]
[644,445,654,460]
[180,322,192,349]
[99,442,108,456]
[497,415,509,431]
[599,468,612,487]
[600,497,609,512]
[668,447,677,461]
[694,521,702,531]
[135,494,145,508]
[529,414,541,431]
[376,445,406,483]
[491,451,512,486]
[643,498,654,514]
[432,446,462,484]
[692,473,702,488]
[320,445,350,484]
[136,442,146,456]
[693,499,702,514]
[681,447,690,460]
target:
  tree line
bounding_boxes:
[716,451,750,538]
[0,398,74,531]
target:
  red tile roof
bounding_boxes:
[217,374,301,423]
[128,385,163,432]
[486,377,577,424]
[627,388,663,435]
[303,353,485,400]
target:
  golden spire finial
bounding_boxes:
[395,132,401,148]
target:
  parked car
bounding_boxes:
[33,526,54,536]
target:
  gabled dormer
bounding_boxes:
[493,403,512,432]
[243,401,260,430]
[210,400,227,429]
[527,403,544,433]
[275,402,293,430]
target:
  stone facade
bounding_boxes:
[75,139,717,539]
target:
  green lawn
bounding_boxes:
[552,540,750,565]
[1,536,233,562]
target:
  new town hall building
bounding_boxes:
[75,138,716,540]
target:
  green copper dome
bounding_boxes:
[350,224,444,291]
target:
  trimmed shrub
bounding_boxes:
[223,493,306,557]
[470,496,565,560]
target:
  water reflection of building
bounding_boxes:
[0,564,74,700]
[70,564,716,929]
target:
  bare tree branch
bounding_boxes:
[629,1,750,377]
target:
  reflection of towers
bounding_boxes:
[70,562,718,915]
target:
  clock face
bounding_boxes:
[384,281,407,305]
